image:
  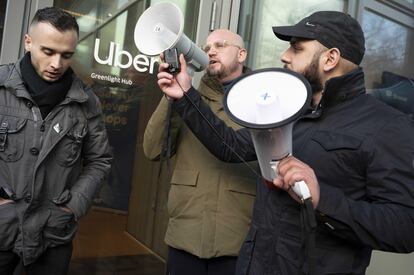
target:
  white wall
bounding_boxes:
[366,251,414,275]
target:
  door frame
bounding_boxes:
[1,0,53,64]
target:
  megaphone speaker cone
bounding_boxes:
[134,2,184,55]
[224,68,312,129]
[134,2,208,72]
[223,68,312,182]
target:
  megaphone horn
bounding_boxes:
[224,68,312,199]
[134,2,208,72]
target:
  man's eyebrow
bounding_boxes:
[290,39,299,46]
[290,37,309,47]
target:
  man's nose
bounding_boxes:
[280,50,290,64]
[208,50,215,57]
[50,55,62,69]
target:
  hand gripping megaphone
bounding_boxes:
[134,2,208,72]
[224,68,312,199]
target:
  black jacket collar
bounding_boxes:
[319,67,366,110]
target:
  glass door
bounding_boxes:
[52,0,202,273]
[0,0,7,55]
[0,0,24,64]
[357,2,414,273]
[237,0,346,70]
[358,0,414,120]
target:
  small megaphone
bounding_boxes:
[134,2,208,72]
[224,68,312,199]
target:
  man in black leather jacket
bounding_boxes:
[157,11,414,275]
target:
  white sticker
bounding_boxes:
[53,123,61,133]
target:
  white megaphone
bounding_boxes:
[224,68,312,199]
[134,2,208,72]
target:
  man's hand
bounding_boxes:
[157,53,192,100]
[273,156,320,208]
[0,198,14,205]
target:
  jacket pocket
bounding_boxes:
[0,202,19,250]
[43,205,78,246]
[167,169,199,217]
[56,123,87,167]
[235,225,257,275]
[223,175,256,221]
[0,117,27,162]
[314,237,355,275]
[275,235,354,275]
[275,235,303,271]
[311,131,362,151]
[225,175,256,196]
[170,169,199,186]
[311,130,364,177]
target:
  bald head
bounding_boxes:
[207,29,244,48]
[204,29,247,83]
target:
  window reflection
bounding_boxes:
[361,9,414,117]
[0,0,7,54]
[54,0,131,37]
[238,0,344,69]
[54,0,200,212]
[56,0,154,211]
[361,9,413,89]
[370,72,414,118]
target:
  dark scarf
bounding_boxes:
[20,52,73,118]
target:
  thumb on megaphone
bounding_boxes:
[176,54,192,92]
[179,54,187,73]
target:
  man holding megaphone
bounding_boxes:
[144,29,256,275]
[156,11,414,275]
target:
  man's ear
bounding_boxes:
[322,48,340,72]
[24,34,32,52]
[238,48,247,63]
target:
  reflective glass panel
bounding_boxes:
[0,0,7,54]
[53,0,200,272]
[361,9,414,118]
[238,0,344,69]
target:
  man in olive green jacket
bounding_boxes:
[143,29,256,275]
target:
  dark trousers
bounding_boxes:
[0,242,73,275]
[167,246,237,275]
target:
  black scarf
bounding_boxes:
[20,52,73,118]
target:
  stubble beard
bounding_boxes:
[302,52,324,94]
[207,61,239,81]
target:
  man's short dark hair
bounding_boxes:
[31,7,79,36]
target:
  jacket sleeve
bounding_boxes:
[143,96,182,160]
[66,92,113,219]
[172,87,256,162]
[316,114,414,252]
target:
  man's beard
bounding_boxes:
[207,60,239,80]
[302,53,323,94]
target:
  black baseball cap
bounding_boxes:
[272,11,365,65]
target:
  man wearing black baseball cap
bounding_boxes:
[272,11,366,104]
[156,10,414,275]
[273,11,365,65]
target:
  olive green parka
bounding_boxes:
[143,74,256,258]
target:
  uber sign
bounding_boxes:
[93,38,158,74]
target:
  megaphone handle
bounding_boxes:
[292,180,311,200]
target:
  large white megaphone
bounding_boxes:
[224,68,312,199]
[134,2,208,72]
